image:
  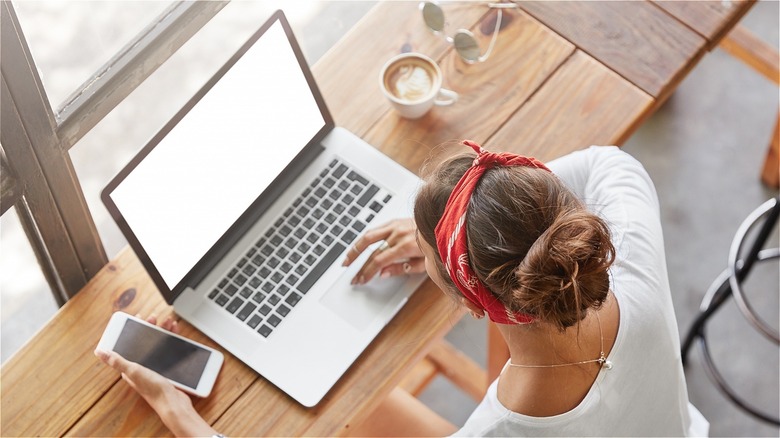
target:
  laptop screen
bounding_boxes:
[107,17,326,291]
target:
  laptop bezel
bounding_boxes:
[101,10,335,303]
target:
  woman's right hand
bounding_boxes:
[341,218,426,284]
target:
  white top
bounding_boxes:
[452,146,708,437]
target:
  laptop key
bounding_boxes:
[277,304,290,316]
[216,294,229,306]
[248,314,262,329]
[278,284,290,296]
[347,170,369,186]
[297,243,346,294]
[226,297,244,314]
[357,184,379,207]
[209,289,219,299]
[258,324,273,338]
[259,304,272,316]
[225,284,238,296]
[268,314,282,327]
[251,254,266,266]
[285,292,302,307]
[252,292,267,303]
[268,294,281,306]
[341,230,357,244]
[237,302,256,321]
[333,164,348,178]
[240,286,253,298]
[242,264,256,277]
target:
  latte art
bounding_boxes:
[380,52,456,119]
[390,64,433,102]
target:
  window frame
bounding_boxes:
[0,1,228,304]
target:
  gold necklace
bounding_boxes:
[508,313,614,370]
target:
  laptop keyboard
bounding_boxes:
[207,158,392,338]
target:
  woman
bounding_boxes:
[97,141,706,436]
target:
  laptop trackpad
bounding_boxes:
[320,272,406,330]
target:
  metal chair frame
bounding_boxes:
[681,196,780,426]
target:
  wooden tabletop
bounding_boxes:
[1,1,753,436]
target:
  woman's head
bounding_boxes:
[414,149,615,331]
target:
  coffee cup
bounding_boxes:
[379,52,458,119]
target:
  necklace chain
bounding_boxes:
[508,312,613,370]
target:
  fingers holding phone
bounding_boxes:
[95,312,222,437]
[96,312,223,398]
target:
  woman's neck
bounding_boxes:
[494,292,619,416]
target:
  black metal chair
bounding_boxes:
[681,196,780,426]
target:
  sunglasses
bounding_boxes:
[420,1,518,64]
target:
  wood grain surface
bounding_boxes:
[518,0,707,100]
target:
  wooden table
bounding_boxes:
[1,1,753,436]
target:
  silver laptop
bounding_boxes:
[102,10,424,407]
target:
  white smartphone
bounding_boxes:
[97,311,224,397]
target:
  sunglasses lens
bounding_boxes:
[453,31,480,62]
[421,2,445,32]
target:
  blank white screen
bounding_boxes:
[111,20,325,289]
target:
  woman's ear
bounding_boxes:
[460,298,485,319]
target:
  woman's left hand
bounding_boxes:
[94,315,217,437]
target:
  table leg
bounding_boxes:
[760,112,779,189]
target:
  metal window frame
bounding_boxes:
[0,1,228,304]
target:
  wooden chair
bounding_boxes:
[397,321,506,404]
[718,24,780,189]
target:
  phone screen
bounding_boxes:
[113,319,210,388]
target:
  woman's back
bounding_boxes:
[452,146,704,437]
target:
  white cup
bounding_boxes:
[379,52,458,119]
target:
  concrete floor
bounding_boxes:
[1,1,778,436]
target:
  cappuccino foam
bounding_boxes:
[385,60,435,102]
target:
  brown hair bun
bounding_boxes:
[511,208,615,331]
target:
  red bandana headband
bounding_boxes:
[434,140,551,325]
